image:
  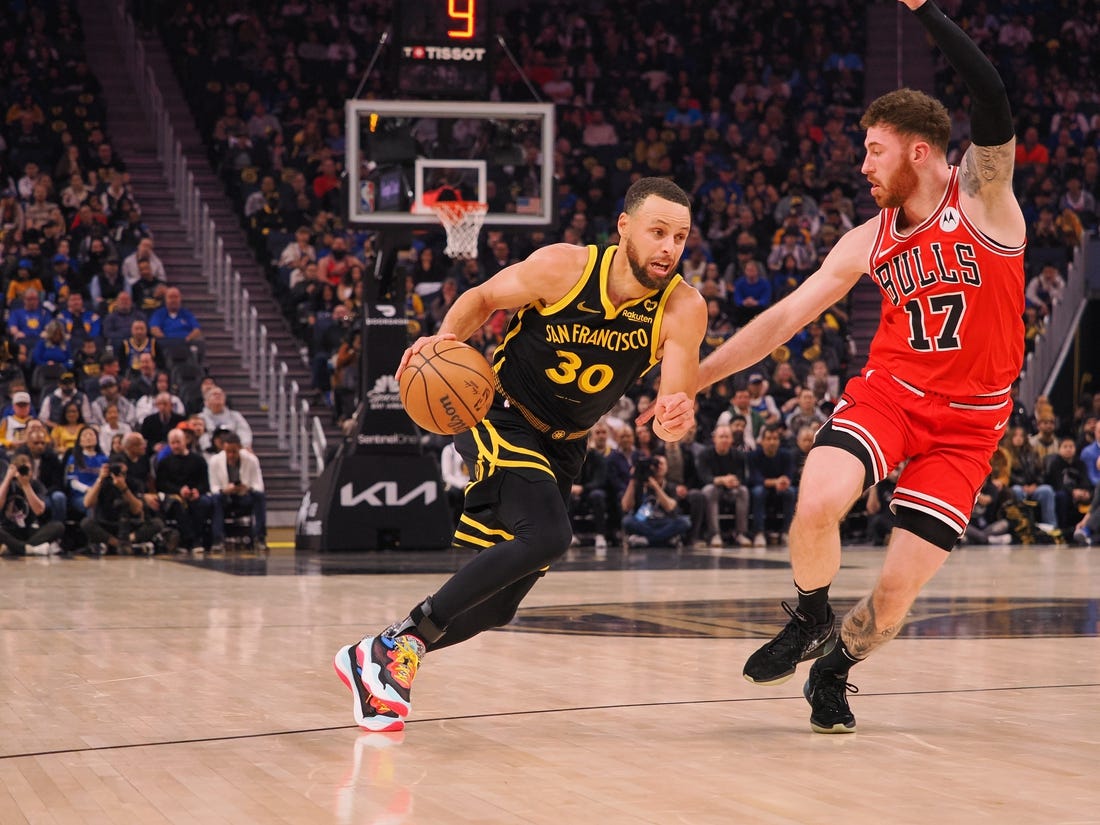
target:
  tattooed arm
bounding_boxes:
[903,0,1025,246]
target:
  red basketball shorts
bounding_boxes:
[814,367,1011,537]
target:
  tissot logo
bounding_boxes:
[340,481,438,507]
[403,45,487,62]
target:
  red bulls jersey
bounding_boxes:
[865,166,1024,397]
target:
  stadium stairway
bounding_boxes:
[80,1,338,521]
[864,3,937,103]
[844,3,938,375]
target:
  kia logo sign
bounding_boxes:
[339,481,438,507]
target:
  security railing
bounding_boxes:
[115,1,325,491]
[1018,240,1088,406]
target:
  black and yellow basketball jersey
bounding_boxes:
[492,244,682,438]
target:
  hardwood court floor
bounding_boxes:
[1,541,1098,825]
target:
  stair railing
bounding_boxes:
[114,0,326,491]
[1018,240,1088,406]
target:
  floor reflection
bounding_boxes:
[506,596,1100,639]
[174,545,793,576]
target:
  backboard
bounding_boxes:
[345,99,555,228]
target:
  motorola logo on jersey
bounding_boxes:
[939,207,960,232]
[872,241,982,305]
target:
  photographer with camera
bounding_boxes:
[0,454,64,556]
[620,454,692,549]
[80,458,162,555]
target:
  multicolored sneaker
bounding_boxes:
[360,634,423,718]
[334,642,405,732]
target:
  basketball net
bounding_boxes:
[430,201,489,260]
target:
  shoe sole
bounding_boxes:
[803,678,856,734]
[334,644,405,732]
[742,629,838,686]
[360,637,413,718]
[809,718,857,734]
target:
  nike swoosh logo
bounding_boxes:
[576,301,602,314]
[993,417,1009,430]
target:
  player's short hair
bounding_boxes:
[623,176,691,214]
[861,88,950,155]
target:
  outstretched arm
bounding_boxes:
[902,0,1023,242]
[695,222,873,390]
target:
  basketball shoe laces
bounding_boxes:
[766,601,828,657]
[812,671,859,716]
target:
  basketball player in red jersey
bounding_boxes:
[697,0,1024,732]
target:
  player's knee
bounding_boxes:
[792,493,846,533]
[514,513,572,565]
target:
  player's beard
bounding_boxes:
[623,236,675,290]
[872,159,920,209]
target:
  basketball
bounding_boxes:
[399,340,495,435]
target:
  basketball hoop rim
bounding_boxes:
[429,201,490,225]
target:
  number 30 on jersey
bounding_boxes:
[545,350,615,393]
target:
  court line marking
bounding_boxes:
[1,681,1096,761]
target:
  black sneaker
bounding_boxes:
[742,601,837,685]
[803,660,857,734]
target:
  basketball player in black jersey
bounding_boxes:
[334,177,708,730]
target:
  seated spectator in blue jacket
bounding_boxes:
[149,287,204,361]
[65,425,108,515]
[31,320,72,369]
[59,292,102,344]
[8,288,51,342]
[732,260,772,326]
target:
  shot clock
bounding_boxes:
[393,0,493,99]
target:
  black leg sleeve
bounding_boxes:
[912,0,1013,146]
[428,473,572,632]
[426,571,544,652]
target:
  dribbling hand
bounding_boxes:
[395,333,457,382]
[651,392,695,442]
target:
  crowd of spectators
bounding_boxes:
[0,3,264,555]
[147,0,1099,542]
